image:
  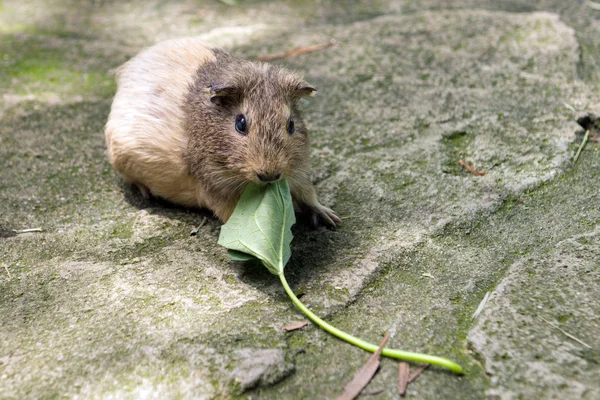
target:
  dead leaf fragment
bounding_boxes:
[257,39,336,62]
[282,321,309,332]
[398,362,410,396]
[335,332,391,400]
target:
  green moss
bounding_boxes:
[0,33,116,98]
[285,331,309,349]
[440,131,475,175]
[556,313,572,323]
[109,220,134,239]
[224,274,237,285]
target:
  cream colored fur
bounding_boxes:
[105,38,215,207]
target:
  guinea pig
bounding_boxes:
[105,38,339,227]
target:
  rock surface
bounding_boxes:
[1,1,599,399]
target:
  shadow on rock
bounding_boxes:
[118,178,217,228]
[233,215,357,297]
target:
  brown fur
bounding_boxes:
[105,39,339,227]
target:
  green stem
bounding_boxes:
[279,272,463,374]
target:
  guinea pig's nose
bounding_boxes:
[257,172,281,182]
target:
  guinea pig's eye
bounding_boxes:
[235,114,247,135]
[287,117,295,135]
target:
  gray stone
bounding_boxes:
[469,229,600,399]
[228,348,294,392]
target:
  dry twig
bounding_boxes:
[257,39,336,62]
[458,160,486,176]
[408,364,430,384]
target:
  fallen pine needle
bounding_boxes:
[563,102,576,113]
[573,130,590,163]
[335,331,391,400]
[257,39,336,62]
[408,364,430,384]
[538,316,592,349]
[14,228,43,234]
[2,264,11,279]
[472,291,492,320]
[458,160,486,176]
[398,362,410,396]
[282,320,309,332]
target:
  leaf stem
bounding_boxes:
[279,272,463,374]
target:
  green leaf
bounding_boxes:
[218,180,295,275]
[216,178,464,374]
[227,250,257,261]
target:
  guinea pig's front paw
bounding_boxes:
[135,183,152,200]
[305,202,340,229]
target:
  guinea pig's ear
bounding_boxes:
[294,83,317,99]
[208,83,240,106]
